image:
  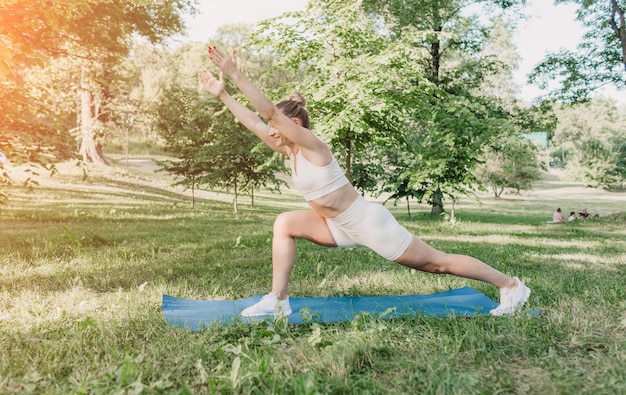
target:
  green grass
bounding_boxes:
[1,162,625,394]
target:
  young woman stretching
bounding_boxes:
[199,46,530,317]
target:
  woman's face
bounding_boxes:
[268,124,289,147]
[268,116,300,147]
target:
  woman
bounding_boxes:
[199,46,530,317]
[553,208,564,222]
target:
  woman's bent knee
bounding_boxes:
[273,211,291,228]
[273,212,297,237]
[272,211,336,247]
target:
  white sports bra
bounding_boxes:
[290,150,349,201]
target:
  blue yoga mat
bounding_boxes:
[162,286,508,330]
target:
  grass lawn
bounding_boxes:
[1,159,625,394]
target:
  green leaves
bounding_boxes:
[252,0,541,216]
[530,0,626,103]
[254,0,429,182]
[550,98,626,189]
[475,136,542,197]
[0,0,197,185]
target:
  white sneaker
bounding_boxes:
[489,277,531,316]
[240,293,292,317]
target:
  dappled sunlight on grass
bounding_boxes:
[420,233,609,250]
[1,257,68,280]
[550,298,625,336]
[0,281,173,336]
[418,222,538,234]
[1,286,119,329]
[525,252,625,271]
[4,161,307,213]
[328,271,419,296]
[290,262,477,299]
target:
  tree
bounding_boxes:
[476,16,523,106]
[157,85,287,213]
[155,81,213,207]
[363,0,529,216]
[528,0,626,102]
[475,137,543,197]
[0,0,196,167]
[108,44,174,152]
[567,137,623,188]
[612,134,626,182]
[377,140,429,218]
[253,0,428,182]
[550,97,626,188]
[403,94,515,220]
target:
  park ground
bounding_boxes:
[0,157,625,394]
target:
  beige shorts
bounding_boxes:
[325,195,413,261]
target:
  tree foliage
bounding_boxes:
[0,0,195,74]
[550,98,626,188]
[0,0,196,170]
[361,0,533,216]
[528,0,626,102]
[566,137,625,188]
[475,136,543,197]
[156,85,285,212]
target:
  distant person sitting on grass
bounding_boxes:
[579,208,590,219]
[568,211,576,222]
[552,208,564,222]
[199,46,530,318]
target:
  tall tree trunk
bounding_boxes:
[608,0,626,70]
[406,195,411,218]
[430,28,442,81]
[79,69,108,165]
[430,189,444,215]
[428,22,445,214]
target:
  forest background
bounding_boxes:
[1,0,625,213]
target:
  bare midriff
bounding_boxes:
[306,184,360,218]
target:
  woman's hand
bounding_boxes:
[198,68,225,98]
[208,46,239,79]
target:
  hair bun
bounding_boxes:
[289,92,306,107]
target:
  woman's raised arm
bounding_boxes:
[208,46,324,153]
[198,68,287,155]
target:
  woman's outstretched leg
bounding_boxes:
[394,236,514,287]
[395,236,530,315]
